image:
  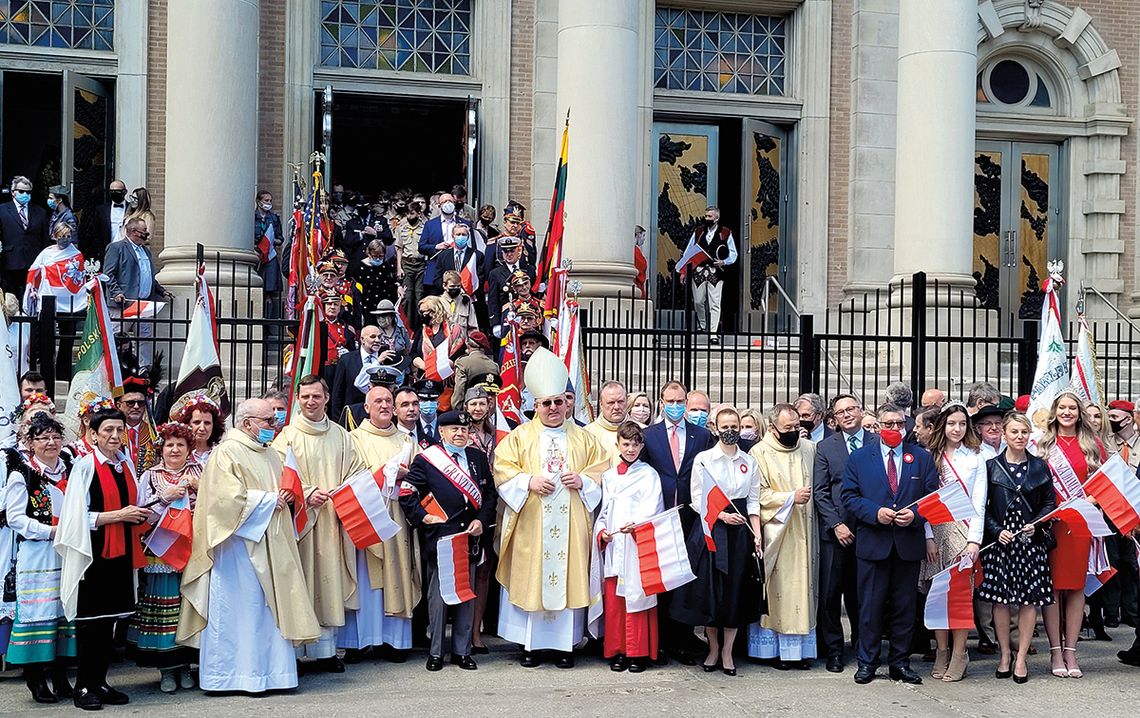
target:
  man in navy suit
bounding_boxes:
[640,380,716,664]
[418,192,473,291]
[427,224,483,296]
[841,403,938,685]
[0,175,50,294]
[813,393,870,672]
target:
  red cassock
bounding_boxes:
[603,577,658,659]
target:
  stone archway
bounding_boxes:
[976,0,1132,316]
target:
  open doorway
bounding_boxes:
[2,72,63,203]
[317,92,468,197]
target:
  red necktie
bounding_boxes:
[887,449,899,495]
[669,425,681,472]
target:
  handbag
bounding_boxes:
[2,560,15,604]
[1036,520,1058,552]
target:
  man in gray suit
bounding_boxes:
[813,393,873,673]
[104,217,173,364]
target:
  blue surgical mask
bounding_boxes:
[663,402,686,423]
[420,400,438,417]
[274,408,287,427]
[256,427,275,445]
[13,191,30,206]
[454,234,469,249]
[443,442,466,455]
[57,234,74,248]
[47,197,57,209]
[687,409,709,428]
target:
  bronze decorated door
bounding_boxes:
[973,141,1061,331]
[741,119,789,326]
[61,72,113,227]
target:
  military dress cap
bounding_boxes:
[469,371,501,392]
[467,330,491,351]
[509,270,531,285]
[520,329,549,348]
[437,410,470,428]
[464,386,490,404]
[412,378,442,399]
[371,298,397,315]
[1109,399,1135,413]
[498,234,521,248]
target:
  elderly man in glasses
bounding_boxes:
[103,217,174,366]
[493,347,610,669]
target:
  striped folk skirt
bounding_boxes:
[127,571,196,667]
[6,619,76,665]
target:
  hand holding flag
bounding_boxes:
[914,482,978,525]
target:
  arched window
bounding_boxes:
[976,57,1054,111]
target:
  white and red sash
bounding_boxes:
[421,444,481,509]
[1047,443,1086,502]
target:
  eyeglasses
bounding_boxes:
[248,416,275,424]
[879,420,906,428]
[120,399,146,407]
[32,435,62,443]
[538,398,566,408]
[833,406,861,416]
[132,230,150,237]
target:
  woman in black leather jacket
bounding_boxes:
[976,413,1056,683]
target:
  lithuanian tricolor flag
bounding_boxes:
[535,112,568,294]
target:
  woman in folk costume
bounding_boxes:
[977,413,1055,684]
[494,347,610,668]
[172,393,225,465]
[55,409,150,710]
[917,402,988,682]
[68,397,116,460]
[746,404,818,669]
[128,422,201,693]
[1036,390,1105,679]
[594,421,665,673]
[411,294,465,411]
[670,407,764,676]
[3,415,76,704]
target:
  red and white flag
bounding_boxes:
[915,482,977,525]
[924,563,980,630]
[120,299,166,319]
[694,466,731,552]
[629,506,696,596]
[143,494,193,571]
[459,251,478,295]
[1084,452,1140,535]
[1046,497,1113,538]
[423,330,454,382]
[436,532,477,605]
[330,468,402,549]
[1085,566,1117,597]
[675,241,710,281]
[280,446,309,536]
[24,244,87,314]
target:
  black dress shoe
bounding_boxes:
[772,659,791,671]
[73,688,103,711]
[653,653,670,667]
[94,684,129,705]
[343,648,366,664]
[888,665,923,684]
[451,654,478,670]
[853,664,876,684]
[1118,649,1140,666]
[323,656,346,673]
[426,655,444,672]
[976,641,998,656]
[628,658,647,673]
[555,652,575,669]
[471,644,490,655]
[1105,615,1121,628]
[825,655,844,673]
[520,651,540,668]
[52,670,74,699]
[610,655,630,672]
[27,677,57,704]
[384,647,409,663]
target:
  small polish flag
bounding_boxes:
[1084,453,1140,535]
[436,532,477,605]
[120,300,166,319]
[1085,566,1117,597]
[1047,497,1114,538]
[143,494,193,571]
[330,468,402,549]
[675,242,710,281]
[916,482,977,525]
[630,506,696,596]
[459,251,478,295]
[424,336,454,382]
[280,446,309,536]
[694,467,731,552]
[924,564,980,630]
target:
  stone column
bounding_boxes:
[891,0,976,289]
[113,0,147,189]
[157,0,261,290]
[555,0,638,296]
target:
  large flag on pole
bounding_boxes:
[1070,312,1103,408]
[170,264,229,418]
[68,278,124,411]
[284,296,322,423]
[496,323,524,437]
[554,273,593,425]
[1083,453,1140,535]
[534,111,568,295]
[0,314,22,448]
[1026,261,1068,428]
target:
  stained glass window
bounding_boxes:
[654,8,786,95]
[0,0,114,51]
[320,0,471,74]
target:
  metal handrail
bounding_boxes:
[1080,282,1140,334]
[758,276,853,393]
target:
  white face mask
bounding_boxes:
[629,406,651,423]
[441,201,456,215]
[260,201,273,212]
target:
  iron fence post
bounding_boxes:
[38,295,57,401]
[798,314,815,396]
[682,274,693,390]
[909,271,927,401]
[1019,319,1039,395]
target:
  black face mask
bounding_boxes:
[357,206,369,217]
[407,216,420,226]
[776,429,800,448]
[704,218,716,228]
[446,287,462,298]
[719,428,740,446]
[1111,418,1130,433]
[109,189,126,203]
[799,419,815,433]
[418,312,432,325]
[454,200,464,211]
[333,192,344,203]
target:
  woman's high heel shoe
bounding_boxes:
[1049,646,1067,677]
[1063,647,1083,678]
